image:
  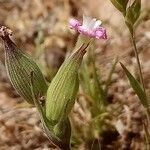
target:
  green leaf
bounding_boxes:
[79,60,92,96]
[91,59,107,106]
[110,0,129,15]
[105,57,118,94]
[120,62,148,108]
[125,0,141,33]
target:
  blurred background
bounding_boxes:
[0,0,150,149]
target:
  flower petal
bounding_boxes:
[93,20,102,29]
[69,18,81,29]
[69,15,107,40]
[95,27,107,39]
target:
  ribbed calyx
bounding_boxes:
[46,44,88,124]
[0,26,48,104]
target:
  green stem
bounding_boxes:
[131,33,150,119]
[131,33,146,94]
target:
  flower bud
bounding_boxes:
[46,44,88,124]
[0,26,48,104]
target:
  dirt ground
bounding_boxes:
[0,0,150,150]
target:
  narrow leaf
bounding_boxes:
[125,0,141,33]
[120,63,148,108]
[91,59,107,106]
[105,57,118,94]
[110,0,129,15]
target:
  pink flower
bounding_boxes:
[69,15,107,39]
